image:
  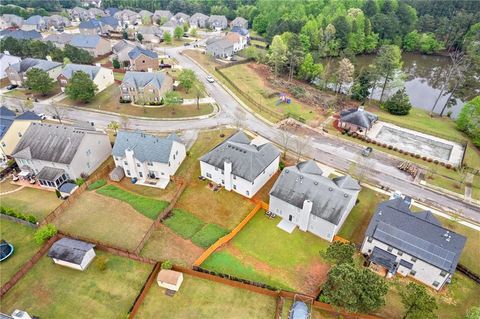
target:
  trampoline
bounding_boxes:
[0,240,14,262]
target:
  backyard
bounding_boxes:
[0,252,152,319]
[135,274,276,319]
[201,211,331,295]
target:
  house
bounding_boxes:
[12,122,112,188]
[6,58,63,86]
[230,17,248,29]
[136,25,163,43]
[0,29,42,41]
[120,71,173,103]
[206,37,234,58]
[159,20,179,35]
[79,19,104,35]
[112,39,137,63]
[69,34,112,57]
[338,107,378,135]
[69,7,89,22]
[208,15,228,30]
[48,238,96,271]
[0,53,21,79]
[225,32,248,53]
[88,7,106,19]
[44,15,71,30]
[43,33,74,48]
[269,160,360,241]
[157,269,184,291]
[0,14,24,29]
[1,309,34,319]
[189,13,209,28]
[0,107,41,160]
[58,63,114,93]
[153,10,172,25]
[173,12,190,24]
[99,16,121,32]
[231,26,250,38]
[361,198,466,291]
[20,15,46,31]
[128,46,158,71]
[105,7,120,16]
[200,131,280,198]
[138,10,153,24]
[112,131,186,188]
[114,9,140,27]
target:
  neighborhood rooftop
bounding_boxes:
[61,63,101,79]
[9,58,62,73]
[122,71,167,89]
[128,46,158,59]
[70,34,102,48]
[340,108,378,129]
[47,238,95,265]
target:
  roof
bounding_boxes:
[112,39,136,53]
[128,46,158,60]
[112,131,183,163]
[122,71,168,90]
[12,123,98,164]
[8,58,62,73]
[157,269,182,285]
[207,38,234,51]
[24,15,43,25]
[99,16,119,28]
[1,29,41,40]
[365,198,467,273]
[190,13,209,21]
[225,32,242,43]
[44,33,73,44]
[70,34,102,48]
[153,10,172,18]
[231,17,247,25]
[340,108,378,129]
[0,107,40,139]
[371,246,397,273]
[200,131,280,183]
[174,12,189,20]
[14,111,40,121]
[79,19,101,29]
[105,7,120,16]
[137,25,163,35]
[36,166,65,182]
[61,63,101,80]
[231,26,249,36]
[58,182,78,194]
[161,20,178,28]
[208,15,227,24]
[139,10,153,17]
[48,238,95,264]
[270,160,360,225]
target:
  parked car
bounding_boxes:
[37,113,47,120]
[362,146,373,157]
[206,75,215,83]
[6,84,17,90]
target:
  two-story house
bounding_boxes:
[207,15,228,30]
[269,160,360,241]
[12,123,112,188]
[69,35,112,57]
[225,32,248,53]
[20,15,46,31]
[120,71,173,103]
[172,12,190,24]
[112,39,137,63]
[200,131,280,198]
[0,53,21,79]
[58,63,114,93]
[361,198,466,291]
[6,58,63,86]
[189,13,209,28]
[153,10,172,25]
[112,131,186,188]
[230,17,248,29]
[43,33,74,49]
[205,37,234,58]
[128,46,158,71]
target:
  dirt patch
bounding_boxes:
[300,262,331,296]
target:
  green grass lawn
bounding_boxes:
[113,72,125,81]
[135,274,276,319]
[87,179,107,191]
[3,83,61,101]
[111,176,180,202]
[191,224,228,248]
[0,252,152,319]
[0,186,62,221]
[97,184,169,219]
[472,175,480,200]
[202,211,332,294]
[54,191,153,251]
[0,220,39,286]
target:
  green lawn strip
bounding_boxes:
[191,223,228,248]
[87,179,107,191]
[201,250,291,290]
[472,175,480,200]
[163,208,205,239]
[96,185,168,219]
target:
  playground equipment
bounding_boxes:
[275,92,291,106]
[0,240,14,262]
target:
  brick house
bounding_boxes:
[128,46,158,71]
[120,71,173,103]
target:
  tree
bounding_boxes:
[108,121,120,135]
[324,241,356,264]
[136,32,143,43]
[112,58,120,69]
[122,31,128,39]
[333,15,350,50]
[24,68,55,96]
[336,58,354,93]
[174,26,183,40]
[400,283,437,319]
[383,89,412,115]
[373,45,402,102]
[178,69,195,93]
[65,71,98,103]
[284,33,304,81]
[192,79,204,110]
[190,27,197,37]
[163,91,181,112]
[465,307,480,319]
[34,224,57,244]
[63,44,93,64]
[294,135,310,162]
[163,31,172,43]
[278,125,292,159]
[403,30,421,52]
[268,35,287,78]
[351,69,373,103]
[299,53,323,82]
[47,103,64,124]
[456,96,480,147]
[322,263,388,313]
[418,33,443,54]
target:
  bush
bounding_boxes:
[191,224,228,248]
[87,179,106,191]
[427,158,433,162]
[383,88,412,115]
[119,97,131,103]
[95,255,108,271]
[388,145,393,149]
[446,163,452,169]
[399,149,404,153]
[34,224,57,244]
[27,215,37,223]
[279,161,285,170]
[161,260,173,269]
[75,178,85,186]
[415,154,421,158]
[112,59,120,69]
[55,189,61,198]
[433,159,439,164]
[421,156,427,160]
[393,147,398,151]
[440,162,446,166]
[291,86,305,98]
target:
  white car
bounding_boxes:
[37,113,47,120]
[206,75,215,83]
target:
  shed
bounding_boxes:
[109,166,125,182]
[157,269,183,292]
[48,238,96,271]
[58,182,79,198]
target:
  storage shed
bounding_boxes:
[109,166,125,182]
[58,182,79,198]
[157,269,183,292]
[47,238,95,271]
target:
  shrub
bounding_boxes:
[27,215,37,223]
[427,158,433,162]
[446,163,452,169]
[279,161,285,170]
[399,149,404,154]
[440,162,446,166]
[433,159,439,164]
[55,189,61,198]
[388,145,393,149]
[382,143,387,147]
[291,86,305,98]
[383,88,412,115]
[95,255,108,271]
[421,156,427,160]
[372,140,377,145]
[319,294,331,303]
[393,147,398,151]
[415,154,421,158]
[75,178,85,186]
[88,179,106,191]
[161,260,173,270]
[34,224,57,244]
[112,59,120,69]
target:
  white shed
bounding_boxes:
[47,238,96,271]
[157,269,183,291]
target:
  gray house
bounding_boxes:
[208,15,228,30]
[0,14,24,28]
[69,34,112,57]
[0,29,42,40]
[189,13,209,28]
[269,160,360,241]
[206,37,234,58]
[361,198,466,291]
[44,33,74,48]
[230,17,248,29]
[120,71,173,103]
[153,10,172,24]
[45,15,71,29]
[20,15,46,31]
[173,12,190,24]
[338,107,378,135]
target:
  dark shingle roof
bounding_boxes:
[79,19,101,29]
[61,64,101,80]
[37,166,65,181]
[365,198,467,273]
[70,34,101,48]
[99,15,119,28]
[48,238,95,264]
[14,111,40,121]
[1,29,41,40]
[9,58,62,73]
[231,26,249,36]
[0,108,40,139]
[122,71,167,89]
[200,131,280,182]
[128,46,158,59]
[371,246,397,273]
[340,108,378,129]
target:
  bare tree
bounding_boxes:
[294,134,311,163]
[278,125,292,160]
[233,109,247,130]
[47,103,65,124]
[349,155,372,184]
[439,59,470,116]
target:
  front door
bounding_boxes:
[288,215,293,222]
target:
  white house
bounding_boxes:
[361,198,466,291]
[0,53,21,79]
[6,58,63,86]
[112,131,186,189]
[269,160,361,242]
[157,269,183,291]
[48,238,96,271]
[200,131,280,198]
[12,122,112,188]
[57,63,114,93]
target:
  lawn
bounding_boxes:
[202,211,332,294]
[54,191,153,251]
[110,177,180,202]
[0,252,152,319]
[135,274,276,319]
[0,220,39,286]
[0,185,63,221]
[472,175,480,200]
[3,83,61,101]
[96,184,169,219]
[113,71,125,81]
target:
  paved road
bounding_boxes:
[3,46,479,222]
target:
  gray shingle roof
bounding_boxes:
[128,46,158,59]
[270,160,360,225]
[24,15,43,25]
[9,58,62,73]
[340,108,378,129]
[37,166,65,181]
[99,15,119,28]
[44,33,74,44]
[58,182,78,193]
[190,13,209,22]
[122,71,167,89]
[79,19,102,29]
[371,246,397,273]
[48,238,95,265]
[365,198,467,273]
[201,131,280,182]
[1,29,41,40]
[112,39,136,53]
[112,131,183,163]
[14,111,40,121]
[231,17,247,26]
[61,63,101,80]
[70,34,101,48]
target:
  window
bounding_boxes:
[410,270,416,276]
[440,271,447,277]
[173,154,175,160]
[233,184,236,190]
[367,237,373,243]
[139,172,143,177]
[246,190,249,196]
[137,163,140,167]
[18,132,22,137]
[233,175,236,180]
[387,247,393,253]
[433,281,440,287]
[161,172,165,175]
[126,170,131,176]
[147,161,153,166]
[206,173,212,178]
[411,257,417,262]
[176,150,178,155]
[1,142,5,147]
[221,179,224,184]
[124,161,128,165]
[86,149,91,156]
[397,251,403,256]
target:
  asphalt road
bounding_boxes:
[3,45,479,222]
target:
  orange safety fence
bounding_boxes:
[333,235,350,243]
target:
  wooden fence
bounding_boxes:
[127,262,161,319]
